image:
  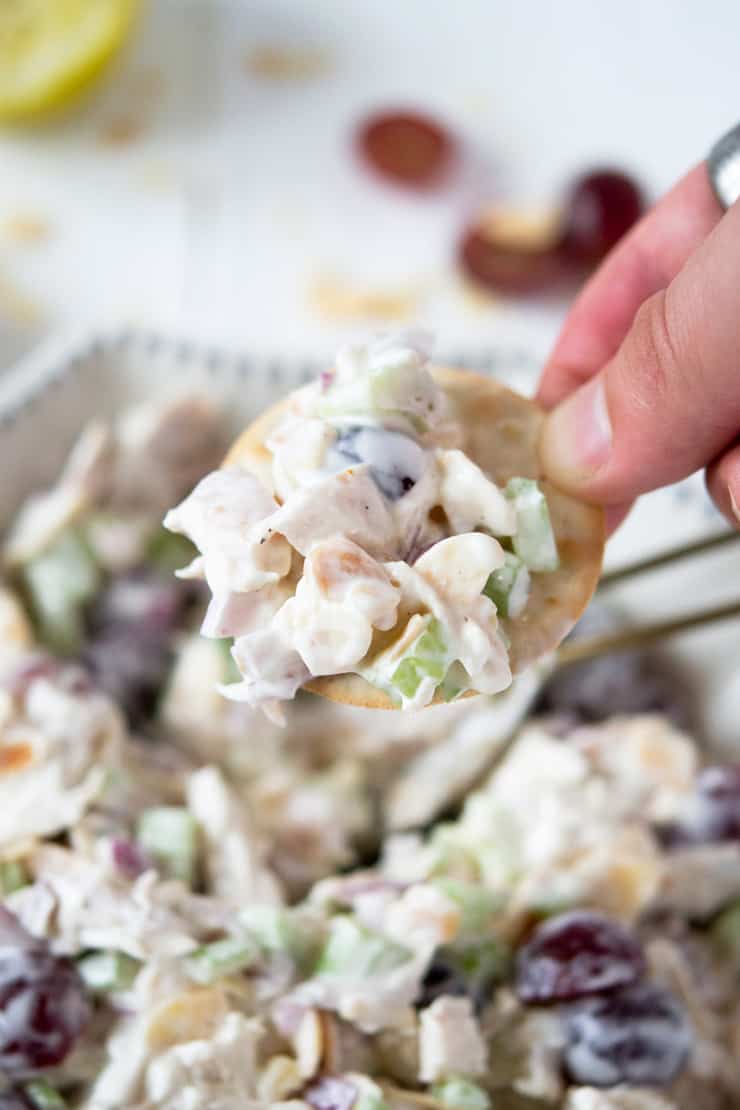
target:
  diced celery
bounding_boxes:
[24,1080,67,1110]
[77,950,140,992]
[391,617,449,700]
[21,528,100,654]
[483,552,531,619]
[184,935,260,985]
[216,636,241,684]
[0,859,28,895]
[505,478,559,573]
[433,878,503,938]
[146,526,197,574]
[318,355,441,438]
[439,661,470,703]
[239,905,321,972]
[368,361,438,435]
[316,378,373,425]
[712,899,740,968]
[430,1076,491,1109]
[315,917,411,977]
[136,807,200,886]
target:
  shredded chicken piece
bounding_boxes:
[0,672,124,847]
[185,766,282,906]
[13,845,229,958]
[418,996,487,1082]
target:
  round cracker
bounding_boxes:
[227,366,605,710]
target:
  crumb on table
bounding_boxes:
[1,214,52,246]
[244,45,333,81]
[0,272,43,326]
[307,274,421,322]
[98,116,145,147]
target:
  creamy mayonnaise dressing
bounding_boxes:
[164,335,556,719]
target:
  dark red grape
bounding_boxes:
[562,983,691,1087]
[304,1076,358,1110]
[458,225,565,296]
[0,907,90,1074]
[87,570,184,636]
[515,910,646,1003]
[536,602,693,727]
[327,426,426,501]
[561,169,645,264]
[82,569,190,726]
[82,631,171,727]
[356,110,454,188]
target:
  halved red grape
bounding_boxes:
[562,983,691,1087]
[0,907,90,1074]
[536,602,693,727]
[515,910,646,1003]
[327,425,426,501]
[560,169,645,264]
[458,226,566,296]
[87,570,184,634]
[82,569,190,726]
[356,110,454,188]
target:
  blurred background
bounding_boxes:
[0,0,738,746]
[0,0,738,370]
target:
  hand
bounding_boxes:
[537,163,740,533]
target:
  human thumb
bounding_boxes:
[539,198,740,507]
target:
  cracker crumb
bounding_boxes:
[97,68,164,148]
[245,45,333,81]
[99,115,144,147]
[307,274,420,322]
[134,160,180,192]
[131,66,165,102]
[1,214,52,246]
[0,273,43,326]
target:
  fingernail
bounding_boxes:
[540,375,612,487]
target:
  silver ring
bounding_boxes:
[707,121,740,210]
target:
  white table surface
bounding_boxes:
[0,0,738,370]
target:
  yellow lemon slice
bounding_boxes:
[0,0,140,123]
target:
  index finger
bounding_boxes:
[537,163,723,409]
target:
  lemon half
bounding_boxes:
[0,0,140,123]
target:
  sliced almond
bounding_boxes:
[146,987,229,1050]
[257,1055,303,1102]
[293,1007,323,1078]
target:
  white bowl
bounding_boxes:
[1,328,737,752]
